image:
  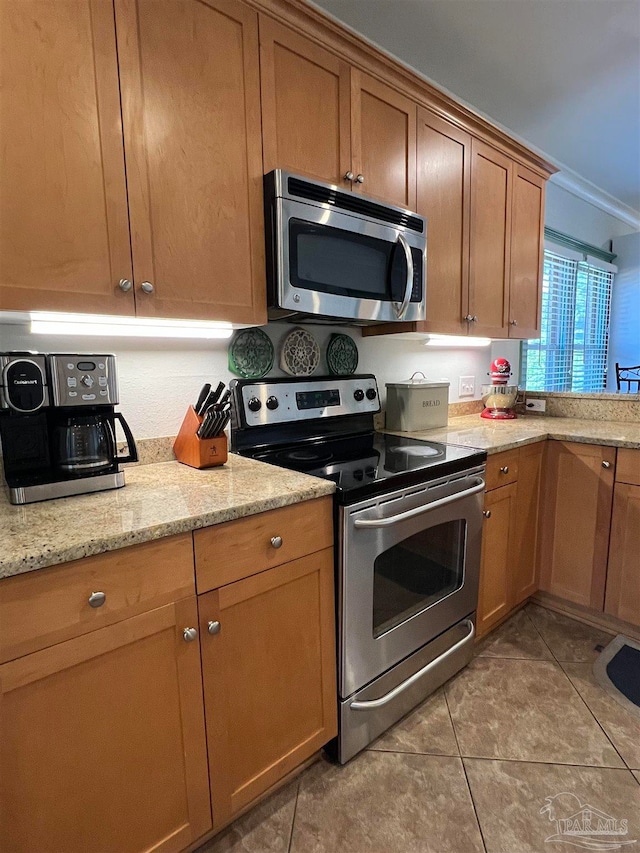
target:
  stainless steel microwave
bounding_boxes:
[265,171,427,325]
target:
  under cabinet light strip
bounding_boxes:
[423,335,491,347]
[29,312,234,339]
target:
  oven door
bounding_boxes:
[339,469,485,698]
[274,197,425,323]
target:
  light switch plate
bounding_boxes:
[459,376,475,397]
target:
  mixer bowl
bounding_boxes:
[481,384,519,410]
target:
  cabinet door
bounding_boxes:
[508,164,545,339]
[604,483,640,627]
[115,0,266,324]
[199,548,337,829]
[511,442,543,605]
[468,139,511,337]
[539,441,615,610]
[416,109,471,335]
[477,483,517,637]
[0,598,211,853]
[351,71,417,209]
[0,0,133,315]
[260,17,351,187]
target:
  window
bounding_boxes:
[523,247,615,392]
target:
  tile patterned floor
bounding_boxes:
[199,606,640,853]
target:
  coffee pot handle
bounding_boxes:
[113,412,138,464]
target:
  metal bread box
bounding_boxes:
[385,372,450,431]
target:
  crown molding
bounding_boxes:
[548,168,640,231]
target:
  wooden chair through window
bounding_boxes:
[615,363,640,392]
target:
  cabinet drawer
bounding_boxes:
[485,449,519,490]
[0,534,195,663]
[194,497,333,593]
[616,448,640,486]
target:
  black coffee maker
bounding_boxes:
[0,352,137,504]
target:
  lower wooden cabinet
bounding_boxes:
[0,597,211,853]
[477,482,517,636]
[538,441,615,610]
[198,547,337,829]
[605,482,640,626]
[511,442,544,604]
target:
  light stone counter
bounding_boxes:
[386,414,640,454]
[0,454,335,580]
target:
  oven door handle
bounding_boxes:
[353,478,485,529]
[350,619,475,711]
[394,233,414,320]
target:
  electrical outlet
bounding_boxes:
[526,398,546,412]
[459,376,475,397]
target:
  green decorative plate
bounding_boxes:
[326,333,359,376]
[228,327,274,378]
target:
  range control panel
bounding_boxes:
[238,375,380,427]
[49,354,118,407]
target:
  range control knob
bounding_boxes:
[353,389,365,402]
[266,396,279,410]
[80,375,94,388]
[247,397,261,412]
[366,388,377,401]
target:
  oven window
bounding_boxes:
[289,219,408,302]
[372,520,466,638]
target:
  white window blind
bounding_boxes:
[523,249,614,392]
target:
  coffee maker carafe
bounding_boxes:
[0,353,137,504]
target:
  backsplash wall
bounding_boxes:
[0,322,512,438]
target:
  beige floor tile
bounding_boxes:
[368,687,459,756]
[525,604,614,662]
[562,661,640,770]
[196,780,297,853]
[475,609,553,660]
[290,752,484,853]
[464,757,640,853]
[446,657,624,766]
[634,770,640,783]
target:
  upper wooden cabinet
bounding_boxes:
[1,0,266,324]
[0,0,134,315]
[260,18,417,208]
[509,165,545,338]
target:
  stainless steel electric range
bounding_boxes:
[230,374,487,763]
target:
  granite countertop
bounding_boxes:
[387,414,640,454]
[0,454,335,581]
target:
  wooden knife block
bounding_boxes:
[173,406,228,469]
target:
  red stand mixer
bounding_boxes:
[481,358,518,420]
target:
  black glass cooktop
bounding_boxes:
[244,432,486,504]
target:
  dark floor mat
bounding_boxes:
[593,635,640,718]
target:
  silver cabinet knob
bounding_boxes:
[270,535,283,549]
[207,620,221,636]
[510,319,518,326]
[483,510,492,518]
[88,591,106,608]
[344,171,354,182]
[355,174,365,184]
[602,460,611,469]
[140,281,154,294]
[464,314,474,322]
[471,315,478,322]
[118,278,132,292]
[500,466,509,474]
[183,627,198,642]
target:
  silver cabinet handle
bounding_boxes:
[207,620,221,635]
[602,460,611,469]
[270,535,283,549]
[483,510,492,519]
[500,466,509,474]
[344,171,354,182]
[351,619,475,710]
[354,479,485,529]
[88,591,106,608]
[355,174,365,184]
[183,627,198,642]
[140,281,154,294]
[118,278,132,292]
[394,232,414,320]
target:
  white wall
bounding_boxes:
[607,232,640,389]
[0,321,501,438]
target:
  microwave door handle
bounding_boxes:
[350,619,475,710]
[353,478,485,529]
[394,233,414,320]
